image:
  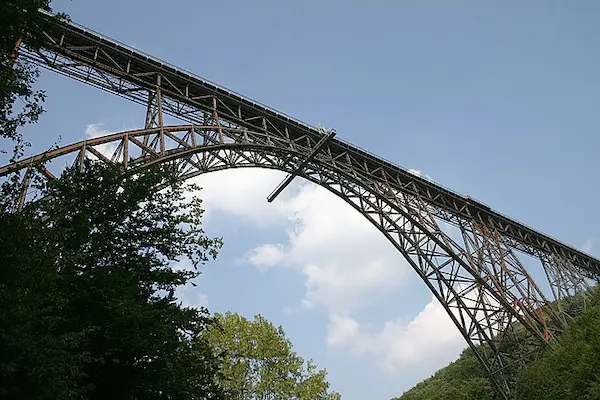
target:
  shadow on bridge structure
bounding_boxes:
[1,11,598,400]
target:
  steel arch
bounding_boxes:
[1,124,583,399]
[4,11,597,398]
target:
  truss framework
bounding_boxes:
[18,11,600,277]
[2,11,599,400]
[2,118,595,399]
[542,254,593,318]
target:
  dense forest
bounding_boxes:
[393,287,600,400]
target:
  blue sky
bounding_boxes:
[8,1,600,398]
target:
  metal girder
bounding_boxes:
[542,254,595,318]
[460,221,567,339]
[3,11,599,400]
[267,129,336,202]
[19,11,600,277]
[1,122,595,399]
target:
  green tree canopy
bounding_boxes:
[393,288,600,400]
[201,311,342,400]
[391,347,498,400]
[0,161,226,399]
[1,0,66,156]
[516,288,600,400]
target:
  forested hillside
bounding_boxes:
[393,287,600,400]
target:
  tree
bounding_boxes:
[391,346,498,400]
[0,160,226,399]
[0,0,66,157]
[392,287,600,400]
[201,312,342,399]
[516,288,600,400]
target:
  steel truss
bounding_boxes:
[2,11,599,399]
[1,121,594,399]
[542,254,594,318]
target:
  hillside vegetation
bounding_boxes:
[393,287,600,400]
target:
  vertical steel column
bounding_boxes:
[144,91,157,130]
[212,97,224,144]
[141,74,165,156]
[15,168,32,211]
[156,75,165,155]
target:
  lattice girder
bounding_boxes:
[3,13,598,399]
[542,254,595,317]
[19,14,600,277]
[1,124,582,399]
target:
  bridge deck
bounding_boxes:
[13,11,600,276]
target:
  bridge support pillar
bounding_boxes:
[455,219,570,398]
[140,74,166,158]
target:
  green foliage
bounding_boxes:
[393,288,600,400]
[0,161,226,399]
[326,392,343,400]
[202,312,341,399]
[0,0,67,157]
[516,288,600,400]
[391,347,498,400]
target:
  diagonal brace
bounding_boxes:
[267,129,336,202]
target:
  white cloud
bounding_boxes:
[334,296,465,374]
[85,123,119,159]
[186,168,292,227]
[283,299,315,315]
[247,243,285,270]
[187,167,469,373]
[85,123,109,138]
[582,238,595,253]
[407,168,432,181]
[190,168,410,315]
[327,313,360,348]
[178,286,210,309]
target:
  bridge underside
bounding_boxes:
[1,122,595,399]
[3,12,599,398]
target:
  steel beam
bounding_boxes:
[267,129,336,202]
[19,11,600,276]
[3,11,599,400]
[1,125,597,399]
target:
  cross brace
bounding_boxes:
[266,129,336,202]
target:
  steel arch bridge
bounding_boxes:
[2,11,599,399]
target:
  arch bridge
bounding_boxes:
[2,12,598,399]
